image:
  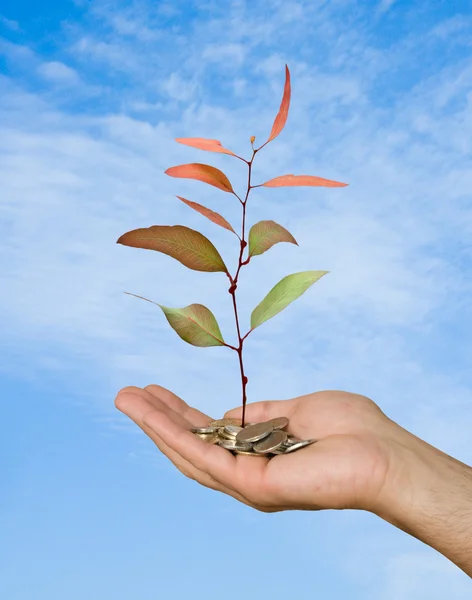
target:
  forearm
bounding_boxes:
[375,421,472,577]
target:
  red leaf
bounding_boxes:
[266,64,291,144]
[175,137,236,157]
[165,163,234,193]
[261,174,348,188]
[177,196,236,234]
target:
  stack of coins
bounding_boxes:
[191,417,316,457]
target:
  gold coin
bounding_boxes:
[210,418,242,428]
[232,449,264,456]
[196,432,219,444]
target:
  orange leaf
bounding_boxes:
[175,138,236,157]
[261,174,348,188]
[117,225,227,273]
[165,163,234,193]
[266,64,291,144]
[177,196,236,234]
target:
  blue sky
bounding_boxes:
[1,0,472,597]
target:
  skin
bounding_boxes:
[115,384,472,578]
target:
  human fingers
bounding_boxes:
[142,405,270,507]
[144,383,214,427]
[119,384,212,428]
[115,391,254,506]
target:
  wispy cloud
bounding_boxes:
[37,61,80,84]
[377,0,397,15]
[0,14,21,32]
[1,0,471,593]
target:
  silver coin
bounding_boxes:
[224,425,243,436]
[253,430,288,454]
[191,426,219,434]
[283,437,302,446]
[218,428,237,440]
[283,439,318,453]
[236,422,274,443]
[217,438,238,448]
[218,425,242,440]
[218,438,253,451]
[266,416,289,430]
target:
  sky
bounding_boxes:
[1,0,472,597]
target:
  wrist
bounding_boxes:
[373,419,472,576]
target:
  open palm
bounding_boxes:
[115,384,396,514]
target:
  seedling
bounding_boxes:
[117,65,348,427]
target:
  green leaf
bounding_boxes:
[123,293,226,347]
[117,225,227,273]
[250,270,328,330]
[248,220,298,258]
[158,303,226,347]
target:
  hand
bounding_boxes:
[114,384,397,514]
[115,384,472,576]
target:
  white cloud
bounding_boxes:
[376,551,472,599]
[377,0,397,15]
[37,61,80,84]
[161,72,198,101]
[73,37,138,71]
[0,15,21,31]
[107,15,160,41]
[1,1,471,592]
[202,43,246,66]
[0,38,35,63]
[430,15,472,40]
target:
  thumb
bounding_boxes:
[224,399,294,423]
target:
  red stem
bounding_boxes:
[227,147,258,427]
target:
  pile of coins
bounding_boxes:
[191,417,316,457]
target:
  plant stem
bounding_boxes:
[228,148,257,427]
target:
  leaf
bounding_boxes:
[266,64,291,144]
[117,225,227,273]
[159,303,226,347]
[123,293,226,347]
[175,137,236,157]
[248,220,298,258]
[250,270,328,330]
[177,196,236,234]
[261,174,348,188]
[165,163,234,193]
